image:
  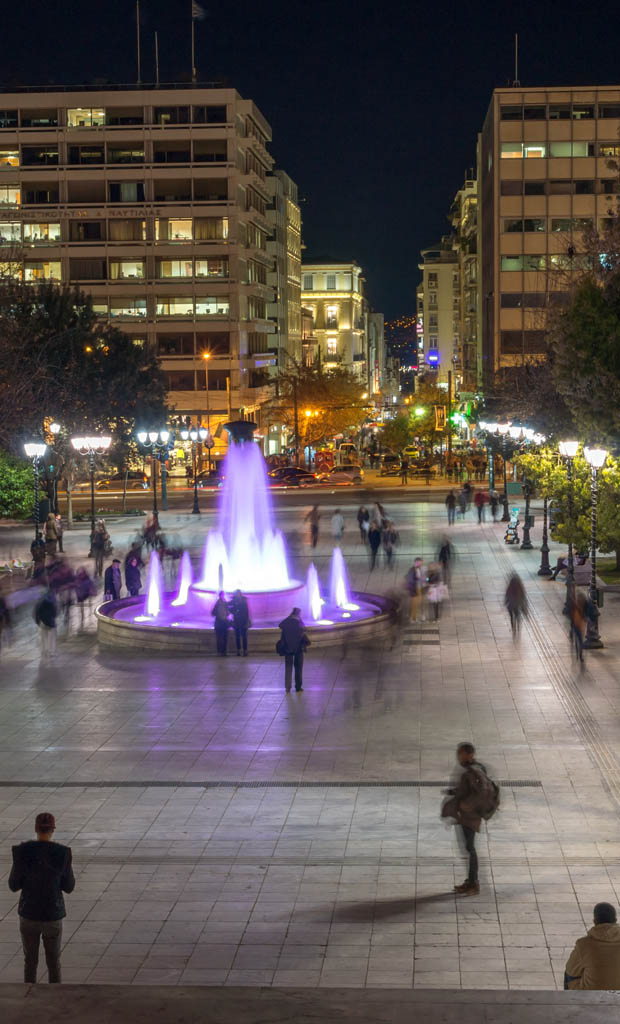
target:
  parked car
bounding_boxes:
[319,465,364,485]
[195,468,224,489]
[268,469,320,488]
[96,474,149,491]
[410,461,437,478]
[402,446,421,460]
[379,454,401,476]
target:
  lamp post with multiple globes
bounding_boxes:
[583,446,608,649]
[70,434,112,547]
[24,441,47,546]
[180,426,208,514]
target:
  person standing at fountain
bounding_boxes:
[305,506,320,548]
[331,508,344,541]
[229,589,250,656]
[357,506,370,543]
[104,558,122,601]
[124,545,144,597]
[212,591,230,656]
[278,607,309,692]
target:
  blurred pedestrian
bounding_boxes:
[438,536,452,583]
[9,811,75,984]
[305,505,320,548]
[565,902,620,990]
[457,489,467,519]
[426,564,447,620]
[490,489,500,522]
[229,589,250,656]
[463,481,472,508]
[368,523,382,570]
[406,558,424,622]
[277,607,309,692]
[382,519,396,567]
[212,591,230,655]
[35,588,57,661]
[504,573,528,636]
[55,515,64,554]
[400,455,409,485]
[91,519,108,577]
[44,513,59,557]
[445,489,456,526]
[474,489,487,524]
[74,567,95,630]
[0,588,12,652]
[103,558,122,601]
[331,508,344,541]
[567,586,587,665]
[357,506,370,543]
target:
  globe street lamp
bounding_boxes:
[558,440,579,612]
[24,442,47,546]
[136,429,173,514]
[180,426,207,514]
[496,423,511,521]
[583,446,608,649]
[48,421,61,514]
[202,351,213,472]
[70,434,112,548]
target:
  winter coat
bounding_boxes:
[230,594,250,628]
[565,923,620,989]
[212,598,230,626]
[278,613,307,655]
[8,840,75,921]
[124,555,143,593]
[445,762,488,832]
[34,592,57,629]
[104,565,122,600]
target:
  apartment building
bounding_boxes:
[449,173,481,394]
[480,84,620,374]
[416,239,460,386]
[367,312,385,397]
[0,83,298,440]
[301,262,368,378]
[267,170,302,369]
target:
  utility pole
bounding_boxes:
[293,377,299,466]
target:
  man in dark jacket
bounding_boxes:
[229,590,250,656]
[35,589,57,661]
[278,607,308,692]
[212,591,230,655]
[103,558,122,600]
[124,547,144,597]
[8,811,75,983]
[442,742,492,897]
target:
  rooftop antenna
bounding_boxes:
[513,32,520,87]
[155,31,160,87]
[136,0,142,85]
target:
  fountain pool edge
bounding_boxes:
[96,591,393,654]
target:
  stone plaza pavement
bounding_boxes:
[1,500,620,992]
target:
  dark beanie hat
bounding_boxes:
[35,812,56,833]
[594,902,617,924]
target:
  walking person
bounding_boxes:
[400,455,409,485]
[504,572,528,637]
[8,811,75,984]
[438,536,453,584]
[565,902,620,990]
[382,519,396,567]
[34,588,57,661]
[568,586,586,665]
[441,742,499,897]
[305,505,320,548]
[331,508,344,541]
[426,565,447,620]
[368,523,382,570]
[124,547,144,597]
[229,589,250,656]
[490,489,499,522]
[103,558,122,601]
[278,607,309,693]
[357,505,370,543]
[474,489,487,524]
[406,558,424,622]
[91,519,108,577]
[74,567,95,631]
[212,591,230,656]
[55,515,64,554]
[445,489,456,526]
[44,513,59,557]
[457,488,467,519]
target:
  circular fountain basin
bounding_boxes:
[96,590,393,653]
[189,580,306,626]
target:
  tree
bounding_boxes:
[482,361,574,439]
[379,415,412,452]
[0,280,167,456]
[0,450,34,519]
[262,363,368,449]
[410,381,457,450]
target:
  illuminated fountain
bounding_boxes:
[97,421,391,651]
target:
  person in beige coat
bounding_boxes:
[565,903,620,989]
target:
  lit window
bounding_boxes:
[551,217,593,232]
[67,107,105,127]
[23,223,61,242]
[500,142,546,158]
[0,261,20,278]
[156,297,194,316]
[109,260,145,280]
[303,274,313,290]
[110,297,146,317]
[326,305,338,327]
[195,258,228,277]
[0,223,21,244]
[326,336,338,355]
[326,273,336,289]
[24,260,61,281]
[599,144,620,158]
[549,141,593,157]
[158,260,193,278]
[0,185,19,205]
[92,302,108,316]
[195,297,230,315]
[0,150,19,167]
[155,218,192,241]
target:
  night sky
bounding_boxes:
[2,0,620,317]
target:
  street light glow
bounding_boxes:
[24,442,47,458]
[415,406,425,416]
[584,447,608,469]
[136,431,148,444]
[559,440,579,459]
[49,422,61,435]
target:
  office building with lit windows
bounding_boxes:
[480,84,620,374]
[300,262,368,378]
[416,239,460,387]
[0,84,298,435]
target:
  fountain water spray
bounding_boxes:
[171,550,193,607]
[329,547,359,612]
[145,551,164,617]
[305,564,323,622]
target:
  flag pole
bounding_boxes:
[155,32,160,86]
[136,0,142,85]
[191,0,196,83]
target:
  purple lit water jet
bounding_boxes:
[305,564,323,622]
[171,550,193,607]
[145,551,164,617]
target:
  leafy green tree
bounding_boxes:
[0,450,34,519]
[262,363,368,449]
[379,415,412,452]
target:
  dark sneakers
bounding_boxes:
[454,880,480,896]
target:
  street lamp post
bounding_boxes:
[558,440,579,614]
[136,430,172,514]
[520,477,533,549]
[24,442,47,546]
[70,434,112,548]
[497,423,511,522]
[181,427,207,514]
[538,494,552,576]
[48,421,61,514]
[202,351,212,472]
[583,446,608,649]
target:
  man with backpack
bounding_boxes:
[441,742,500,896]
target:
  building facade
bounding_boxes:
[449,173,481,394]
[480,84,620,375]
[0,84,302,446]
[416,240,460,386]
[367,312,385,397]
[301,262,368,377]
